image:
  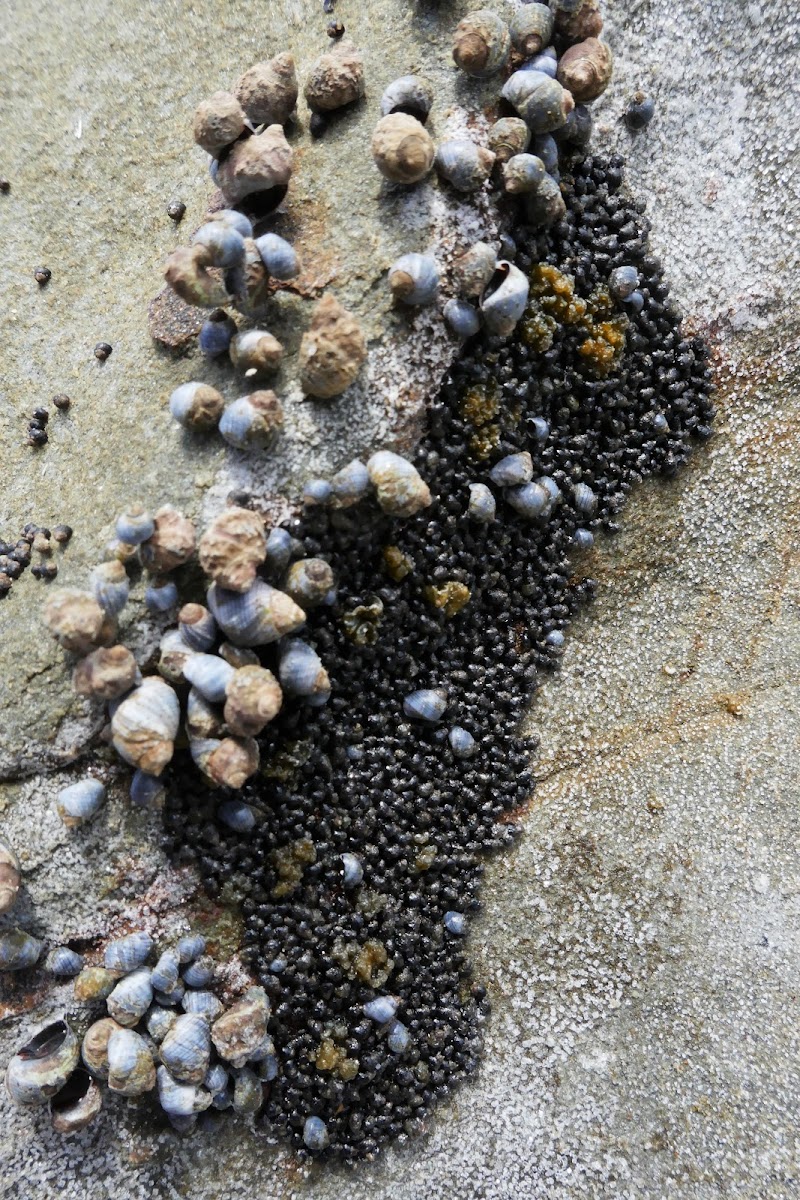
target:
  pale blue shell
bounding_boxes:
[46,947,84,977]
[444,911,466,935]
[199,314,236,357]
[436,139,491,192]
[363,996,397,1024]
[443,298,481,339]
[573,529,594,550]
[204,1063,229,1095]
[403,688,447,724]
[156,1065,213,1116]
[532,416,550,441]
[150,950,180,993]
[182,653,234,704]
[191,222,245,269]
[182,956,215,988]
[104,930,153,972]
[107,968,154,1025]
[546,629,565,647]
[480,262,530,336]
[115,508,154,546]
[154,979,186,1007]
[160,1013,211,1083]
[217,800,256,833]
[145,580,179,614]
[387,1019,411,1055]
[341,852,363,887]
[523,47,557,77]
[130,769,166,810]
[0,928,43,971]
[278,639,329,703]
[489,451,533,488]
[609,265,639,299]
[506,481,549,519]
[179,606,218,652]
[218,397,258,450]
[264,527,295,575]
[330,459,370,507]
[449,726,477,759]
[303,479,333,506]
[303,1115,329,1151]
[254,232,299,280]
[388,253,439,305]
[56,779,106,826]
[467,483,496,523]
[145,1005,178,1043]
[573,482,597,514]
[232,1066,263,1114]
[207,579,305,647]
[623,290,644,313]
[176,934,206,964]
[90,563,129,615]
[182,990,224,1022]
[211,210,253,239]
[169,382,206,427]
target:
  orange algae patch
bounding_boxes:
[522,263,628,375]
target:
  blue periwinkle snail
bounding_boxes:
[6,1020,80,1106]
[199,311,237,358]
[115,505,155,546]
[467,482,496,523]
[111,677,180,776]
[525,47,557,78]
[209,209,253,239]
[489,452,533,488]
[503,153,546,195]
[435,139,495,193]
[380,75,434,123]
[150,951,180,994]
[169,382,225,432]
[55,778,106,829]
[449,726,477,758]
[444,911,466,935]
[452,10,510,78]
[278,639,331,706]
[502,71,574,134]
[254,232,299,279]
[506,481,550,519]
[403,688,447,724]
[303,1114,330,1151]
[217,799,257,833]
[363,996,398,1024]
[625,90,656,130]
[330,459,370,508]
[573,482,597,514]
[104,931,154,973]
[160,1013,211,1084]
[192,222,245,269]
[341,853,364,887]
[207,579,305,648]
[524,173,566,228]
[573,528,595,550]
[176,934,206,964]
[46,947,85,977]
[609,265,639,300]
[387,1020,410,1054]
[145,580,179,614]
[303,478,333,507]
[183,956,215,989]
[90,560,129,616]
[388,253,440,306]
[106,968,154,1027]
[443,298,481,339]
[157,1064,213,1117]
[480,262,530,336]
[218,389,284,450]
[107,1028,156,1096]
[0,928,43,971]
[453,242,497,299]
[183,653,235,704]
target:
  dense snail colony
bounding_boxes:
[1,0,706,1166]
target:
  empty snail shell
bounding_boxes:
[371,113,435,185]
[509,3,554,57]
[435,139,495,193]
[254,232,299,280]
[304,38,365,112]
[211,987,270,1068]
[503,152,546,194]
[207,578,306,647]
[223,665,283,737]
[140,506,196,575]
[169,382,225,432]
[160,1014,211,1085]
[111,678,180,776]
[283,558,335,610]
[90,561,129,616]
[443,298,481,339]
[488,117,530,165]
[453,242,498,299]
[6,1021,80,1106]
[179,603,218,652]
[480,262,530,336]
[452,9,511,77]
[556,37,613,103]
[235,52,298,127]
[0,927,43,971]
[219,390,284,451]
[199,506,266,593]
[191,736,260,789]
[156,1065,213,1116]
[43,589,106,654]
[73,644,138,701]
[501,71,574,134]
[193,90,246,157]
[229,330,283,379]
[107,1028,156,1096]
[380,75,434,123]
[183,654,235,705]
[278,639,331,706]
[55,778,105,829]
[299,294,367,400]
[366,451,432,518]
[49,1068,103,1134]
[215,124,293,207]
[106,968,154,1028]
[388,253,440,306]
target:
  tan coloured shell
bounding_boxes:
[164,244,229,309]
[111,678,180,776]
[82,1018,124,1081]
[299,294,367,400]
[555,0,603,43]
[140,506,196,575]
[218,642,260,669]
[192,736,260,789]
[223,665,283,737]
[283,558,335,610]
[304,39,365,112]
[73,645,138,701]
[193,91,246,157]
[211,988,270,1068]
[488,118,530,165]
[199,506,266,593]
[235,53,298,126]
[556,37,613,103]
[452,10,510,77]
[0,842,20,916]
[73,966,120,1003]
[371,113,435,185]
[216,125,293,206]
[43,589,106,654]
[50,1071,103,1134]
[229,330,283,377]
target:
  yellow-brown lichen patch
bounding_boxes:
[523,264,628,377]
[270,836,316,898]
[383,545,414,581]
[460,378,500,428]
[469,423,500,459]
[424,581,471,618]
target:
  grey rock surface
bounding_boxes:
[1,0,799,1196]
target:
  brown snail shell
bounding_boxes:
[304,38,365,113]
[299,294,367,400]
[193,90,246,157]
[235,53,298,126]
[0,842,21,916]
[371,113,435,185]
[215,125,293,207]
[73,645,138,701]
[199,507,266,594]
[556,37,613,103]
[140,506,196,575]
[223,665,283,738]
[43,589,106,654]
